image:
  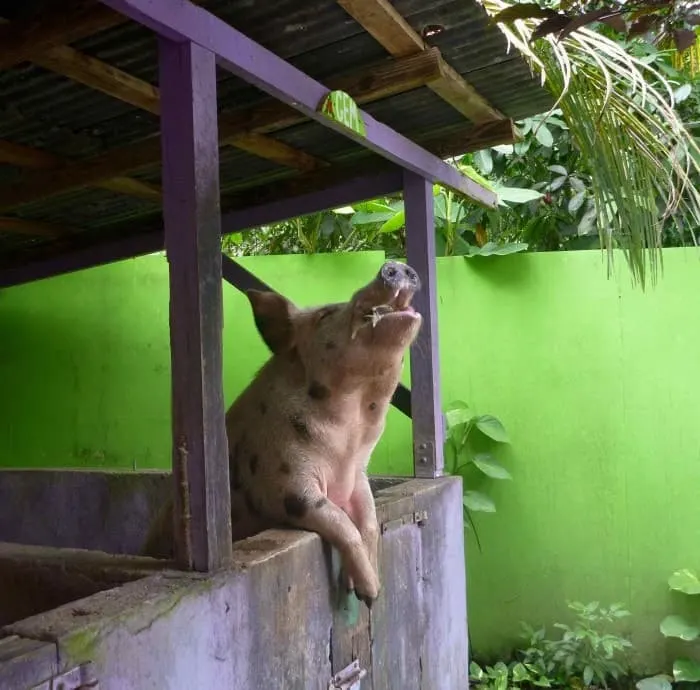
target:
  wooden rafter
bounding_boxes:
[336,0,504,124]
[0,139,162,203]
[0,49,454,213]
[0,1,126,71]
[0,12,325,174]
[0,217,74,238]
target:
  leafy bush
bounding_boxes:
[470,601,633,689]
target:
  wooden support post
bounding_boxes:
[159,37,232,571]
[403,170,444,478]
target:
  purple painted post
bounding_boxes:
[159,37,232,571]
[404,170,445,478]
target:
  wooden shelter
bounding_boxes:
[0,0,552,687]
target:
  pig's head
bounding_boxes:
[246,261,422,385]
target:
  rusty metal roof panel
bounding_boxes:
[0,0,553,268]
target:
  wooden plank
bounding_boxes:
[0,216,73,237]
[224,132,326,172]
[0,0,126,71]
[0,136,162,202]
[336,0,504,123]
[33,44,161,114]
[403,170,445,478]
[159,38,232,572]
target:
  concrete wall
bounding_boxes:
[2,248,700,673]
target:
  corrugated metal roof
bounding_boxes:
[0,0,553,268]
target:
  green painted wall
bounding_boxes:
[1,248,699,673]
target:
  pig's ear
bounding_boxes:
[245,290,298,354]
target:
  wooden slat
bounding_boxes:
[33,44,161,114]
[336,0,504,123]
[0,138,162,203]
[0,50,447,213]
[0,0,126,71]
[224,132,325,172]
[0,217,73,237]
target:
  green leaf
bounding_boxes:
[474,415,510,443]
[474,148,494,175]
[674,83,692,103]
[379,210,405,234]
[660,615,699,641]
[583,665,594,686]
[469,662,485,681]
[496,186,544,204]
[568,191,586,214]
[548,164,568,176]
[668,568,700,594]
[473,454,512,480]
[492,144,514,155]
[445,404,474,429]
[465,241,529,257]
[332,206,356,215]
[350,211,394,226]
[635,675,673,690]
[547,175,568,192]
[674,658,700,683]
[512,663,530,682]
[535,124,554,147]
[463,491,496,513]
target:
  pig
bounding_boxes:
[142,260,422,605]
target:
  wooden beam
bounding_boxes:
[0,217,72,237]
[32,45,161,114]
[0,50,446,212]
[159,37,232,572]
[336,0,504,123]
[224,132,325,172]
[421,119,517,159]
[0,138,162,203]
[0,1,126,71]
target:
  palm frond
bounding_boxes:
[481,0,700,287]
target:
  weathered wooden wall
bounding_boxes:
[0,472,467,689]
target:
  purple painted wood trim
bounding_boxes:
[97,0,496,207]
[0,232,163,289]
[222,169,403,234]
[220,253,413,418]
[159,38,232,571]
[0,171,404,289]
[403,171,444,478]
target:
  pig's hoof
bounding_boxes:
[357,592,375,609]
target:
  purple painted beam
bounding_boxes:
[404,171,445,478]
[222,168,403,234]
[97,0,496,207]
[0,170,404,289]
[220,254,413,418]
[160,38,232,572]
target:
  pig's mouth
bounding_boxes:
[361,288,418,328]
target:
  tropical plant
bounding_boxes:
[484,0,700,287]
[637,568,700,689]
[443,400,512,546]
[470,601,633,689]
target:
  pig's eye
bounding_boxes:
[318,307,337,322]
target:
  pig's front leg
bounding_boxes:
[284,484,379,605]
[347,470,380,580]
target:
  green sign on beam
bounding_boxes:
[319,90,367,137]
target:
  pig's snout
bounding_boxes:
[379,261,421,292]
